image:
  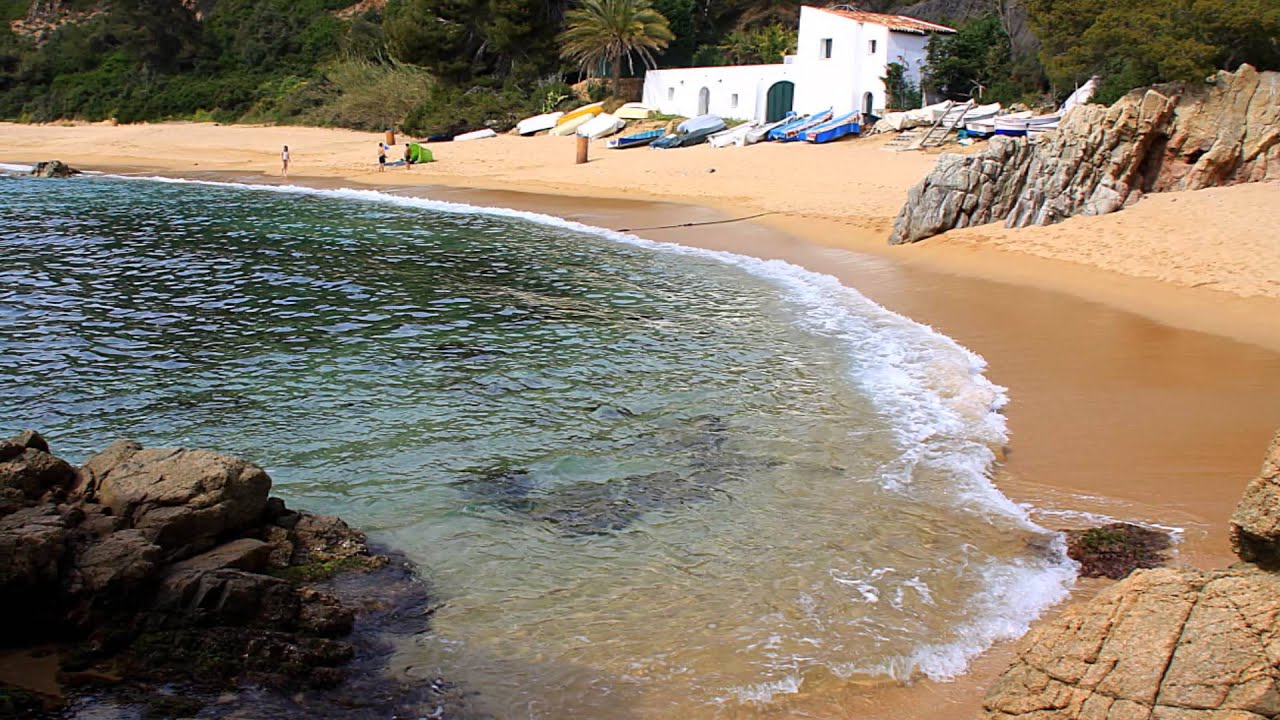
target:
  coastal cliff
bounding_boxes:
[890,65,1280,245]
[0,430,466,718]
[980,429,1280,719]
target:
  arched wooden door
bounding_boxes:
[862,91,875,115]
[765,81,795,122]
[698,87,711,115]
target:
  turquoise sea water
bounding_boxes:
[0,171,1074,717]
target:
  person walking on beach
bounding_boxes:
[281,145,290,178]
[378,143,387,172]
[403,142,413,170]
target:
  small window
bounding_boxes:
[731,93,739,108]
[869,39,877,54]
[821,38,833,59]
[668,87,675,101]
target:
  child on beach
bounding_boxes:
[281,145,289,177]
[378,143,386,172]
[403,143,413,170]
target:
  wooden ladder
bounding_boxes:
[913,100,975,149]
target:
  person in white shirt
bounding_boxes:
[281,145,290,177]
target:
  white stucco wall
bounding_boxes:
[886,32,929,90]
[642,6,944,120]
[641,64,798,122]
[791,6,893,116]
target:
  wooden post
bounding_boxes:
[576,136,589,165]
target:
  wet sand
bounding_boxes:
[4,153,1279,715]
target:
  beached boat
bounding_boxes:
[1026,115,1060,138]
[549,113,593,136]
[608,128,664,149]
[768,110,831,141]
[615,102,654,120]
[708,122,761,148]
[453,128,497,141]
[577,113,626,140]
[803,112,859,143]
[994,112,1056,137]
[744,117,791,145]
[556,102,605,127]
[779,109,833,142]
[652,115,727,149]
[516,112,564,136]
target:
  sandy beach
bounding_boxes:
[4,121,1280,718]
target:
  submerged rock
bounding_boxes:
[29,160,80,178]
[1063,522,1172,579]
[891,64,1280,244]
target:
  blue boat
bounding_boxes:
[771,109,833,142]
[608,128,664,149]
[803,112,860,144]
[766,112,816,141]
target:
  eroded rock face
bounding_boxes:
[981,566,1280,719]
[891,65,1280,244]
[1231,430,1280,568]
[86,441,271,559]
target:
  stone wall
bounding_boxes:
[890,65,1280,245]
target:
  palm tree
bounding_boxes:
[558,0,675,97]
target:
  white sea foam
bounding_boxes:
[98,173,1078,688]
[0,162,33,173]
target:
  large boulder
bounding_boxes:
[981,566,1280,719]
[85,441,272,559]
[0,430,76,503]
[30,160,80,178]
[1230,430,1280,567]
[891,65,1280,244]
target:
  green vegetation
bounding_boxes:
[0,0,1277,129]
[1028,0,1280,103]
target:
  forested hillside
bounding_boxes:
[1,0,1276,133]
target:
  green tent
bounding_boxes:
[408,143,434,163]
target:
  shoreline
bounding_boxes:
[6,131,1280,717]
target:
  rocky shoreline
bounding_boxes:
[980,429,1280,719]
[890,64,1279,245]
[0,431,476,719]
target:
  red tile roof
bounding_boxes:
[813,5,957,34]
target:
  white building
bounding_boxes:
[642,5,954,122]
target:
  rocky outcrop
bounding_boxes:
[980,430,1280,719]
[0,430,460,718]
[891,65,1280,244]
[81,440,272,559]
[29,159,80,177]
[1230,430,1280,568]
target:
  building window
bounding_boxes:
[731,93,739,108]
[869,39,877,54]
[821,38,833,59]
[668,87,675,101]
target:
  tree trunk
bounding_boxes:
[611,49,623,99]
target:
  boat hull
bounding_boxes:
[608,129,664,149]
[516,112,564,135]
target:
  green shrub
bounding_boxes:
[402,82,540,136]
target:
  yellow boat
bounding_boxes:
[555,102,605,127]
[548,113,593,136]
